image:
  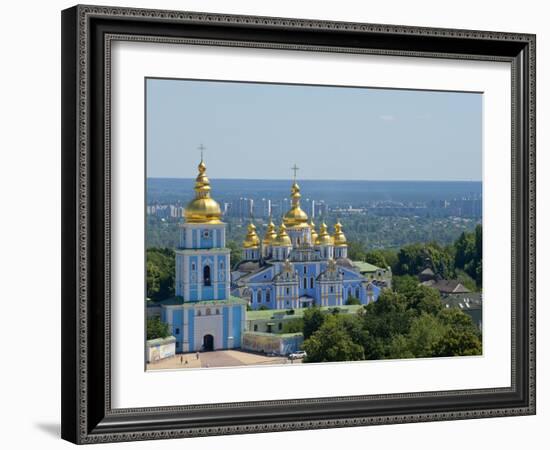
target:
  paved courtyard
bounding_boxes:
[147,350,302,371]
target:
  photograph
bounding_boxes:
[144,78,484,370]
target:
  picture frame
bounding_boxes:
[61,4,536,444]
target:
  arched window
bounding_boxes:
[303,278,307,289]
[310,277,314,289]
[348,287,352,298]
[206,307,211,316]
[355,287,360,298]
[203,265,211,286]
[266,289,271,302]
[303,266,307,274]
[257,290,262,303]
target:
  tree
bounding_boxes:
[146,248,175,301]
[303,307,325,339]
[430,308,482,357]
[302,315,364,362]
[407,313,446,357]
[395,242,454,279]
[386,334,414,359]
[147,317,170,340]
[226,240,243,268]
[364,250,387,268]
[347,241,366,261]
[453,225,482,288]
[345,295,361,305]
[432,327,482,357]
[281,318,304,334]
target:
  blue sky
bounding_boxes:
[146,78,482,181]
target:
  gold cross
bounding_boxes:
[291,164,299,181]
[198,144,206,161]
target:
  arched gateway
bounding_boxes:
[203,334,214,351]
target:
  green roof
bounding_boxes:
[246,305,364,321]
[353,261,381,273]
[243,331,303,338]
[151,296,246,307]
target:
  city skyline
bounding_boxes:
[146,78,483,181]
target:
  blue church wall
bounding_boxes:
[172,309,184,351]
[199,233,213,249]
[217,284,226,300]
[187,309,195,351]
[232,305,242,347]
[222,307,229,348]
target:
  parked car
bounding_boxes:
[288,351,307,360]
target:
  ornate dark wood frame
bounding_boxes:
[61,4,536,444]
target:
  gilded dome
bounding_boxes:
[315,222,334,246]
[243,223,260,249]
[184,158,222,224]
[332,221,348,247]
[309,219,318,243]
[283,182,309,227]
[274,223,292,247]
[262,219,278,246]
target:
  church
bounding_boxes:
[232,172,382,310]
[156,156,383,355]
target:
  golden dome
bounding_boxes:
[315,222,334,246]
[332,221,348,247]
[243,222,260,249]
[184,158,222,224]
[283,182,309,227]
[274,223,292,247]
[309,219,318,243]
[262,219,278,246]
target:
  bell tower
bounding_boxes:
[175,156,230,301]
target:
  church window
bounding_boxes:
[257,290,262,303]
[310,277,314,288]
[286,287,290,295]
[175,328,180,335]
[303,266,307,274]
[216,308,220,315]
[330,286,334,293]
[356,287,360,298]
[203,265,211,286]
[348,287,352,298]
[191,263,196,271]
[303,278,307,289]
[254,324,258,331]
[266,290,271,302]
[197,310,202,316]
[206,307,211,315]
[220,260,224,269]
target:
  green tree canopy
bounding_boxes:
[146,248,175,301]
[303,307,326,339]
[147,317,170,340]
[302,315,364,363]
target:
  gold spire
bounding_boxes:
[332,220,348,247]
[184,156,222,224]
[262,218,278,246]
[274,223,292,246]
[243,222,260,249]
[309,219,318,243]
[315,222,334,246]
[283,181,309,227]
